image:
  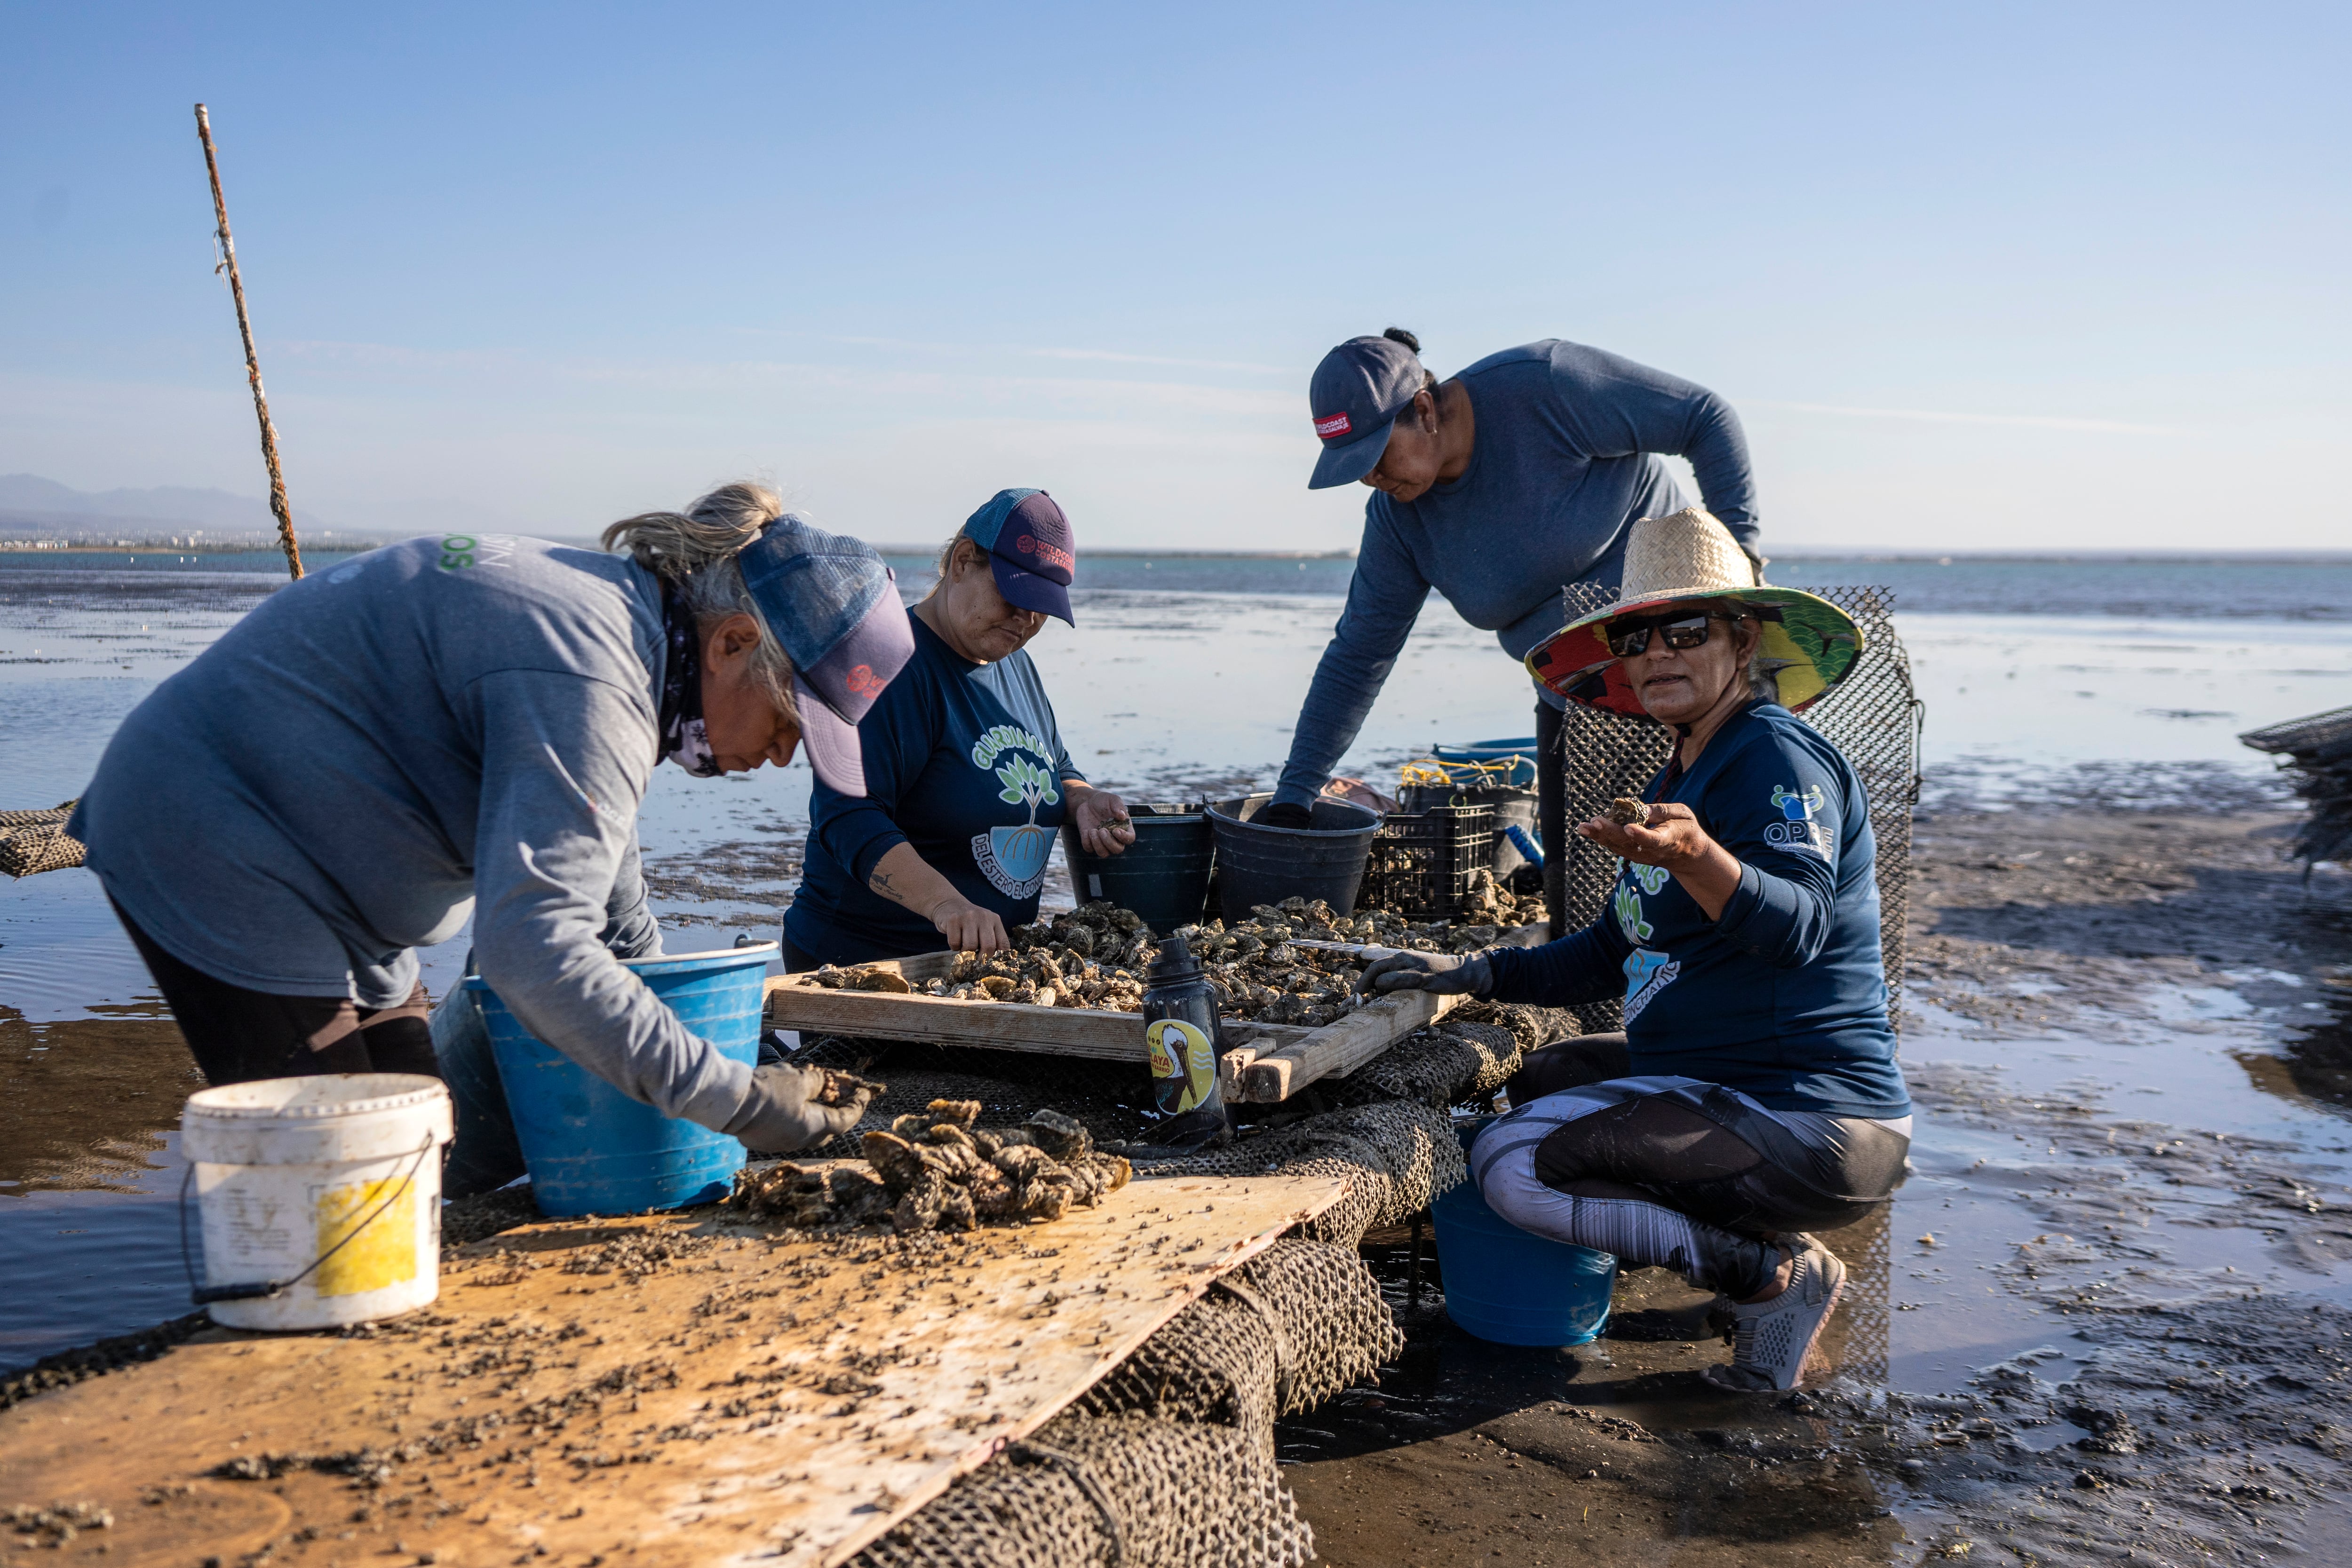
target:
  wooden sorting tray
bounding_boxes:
[0,1170,1345,1568]
[763,950,1458,1102]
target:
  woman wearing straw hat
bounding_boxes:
[1255,329,1758,836]
[1360,507,1908,1392]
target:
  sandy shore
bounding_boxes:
[9,801,2352,1565]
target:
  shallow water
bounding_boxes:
[5,553,2352,1386]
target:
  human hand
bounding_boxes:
[1358,949,1493,997]
[722,1063,871,1154]
[1575,801,1745,920]
[930,895,1010,953]
[1575,801,1720,872]
[1254,800,1315,831]
[1070,786,1137,858]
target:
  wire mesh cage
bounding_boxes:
[1544,583,1921,1033]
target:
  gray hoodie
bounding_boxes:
[71,532,751,1131]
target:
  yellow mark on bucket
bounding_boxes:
[312,1177,416,1298]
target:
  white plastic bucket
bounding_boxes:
[180,1073,452,1330]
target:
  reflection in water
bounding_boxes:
[2239,987,2352,1115]
[0,1008,208,1363]
[0,1008,199,1194]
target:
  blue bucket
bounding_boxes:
[1430,738,1540,789]
[1433,1120,1617,1346]
[467,944,776,1218]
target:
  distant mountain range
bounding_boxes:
[0,474,392,549]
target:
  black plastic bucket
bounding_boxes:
[1206,793,1382,920]
[1058,804,1216,936]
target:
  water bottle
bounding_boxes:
[1139,932,1232,1148]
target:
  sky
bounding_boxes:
[3,2,2346,552]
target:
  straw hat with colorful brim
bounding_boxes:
[1523,507,1864,720]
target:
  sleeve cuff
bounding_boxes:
[1714,862,1769,937]
[847,827,912,887]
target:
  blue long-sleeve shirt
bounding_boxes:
[787,611,1081,964]
[1484,701,1908,1118]
[1275,340,1758,806]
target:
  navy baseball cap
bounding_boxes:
[1307,334,1426,489]
[960,488,1076,626]
[734,513,916,797]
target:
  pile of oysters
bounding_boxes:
[728,1101,1132,1234]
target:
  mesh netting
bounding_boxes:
[772,1035,1468,1568]
[1137,1099,1465,1248]
[849,1409,1313,1568]
[1069,1237,1405,1456]
[1544,584,1920,1030]
[1321,1000,1576,1110]
[1820,1198,1893,1386]
[0,802,84,879]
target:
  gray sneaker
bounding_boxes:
[1701,1237,1846,1392]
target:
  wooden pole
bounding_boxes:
[193,103,302,580]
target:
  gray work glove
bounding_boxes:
[722,1063,871,1154]
[1359,949,1494,998]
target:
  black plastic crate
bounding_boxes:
[1361,802,1494,921]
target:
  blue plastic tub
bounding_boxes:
[1433,1120,1617,1346]
[468,944,776,1217]
[1431,737,1540,789]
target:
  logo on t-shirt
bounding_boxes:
[969,724,1060,899]
[433,533,516,572]
[1621,949,1682,1024]
[1765,783,1835,860]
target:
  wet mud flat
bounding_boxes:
[1278,805,2352,1567]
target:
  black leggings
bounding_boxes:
[113,898,440,1085]
[1505,1035,1908,1236]
[1476,1036,1909,1297]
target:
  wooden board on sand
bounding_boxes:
[764,952,1455,1101]
[0,1169,1343,1568]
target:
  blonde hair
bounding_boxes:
[929,532,985,591]
[603,482,798,714]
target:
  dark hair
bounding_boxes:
[1382,326,1439,401]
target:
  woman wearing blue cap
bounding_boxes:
[786,488,1136,966]
[1255,328,1760,847]
[72,482,917,1183]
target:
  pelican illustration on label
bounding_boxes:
[1145,1017,1217,1114]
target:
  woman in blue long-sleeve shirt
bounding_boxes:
[1361,508,1906,1392]
[1257,328,1759,832]
[786,489,1136,966]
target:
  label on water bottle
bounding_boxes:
[1145,1017,1218,1114]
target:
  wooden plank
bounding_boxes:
[762,974,1315,1060]
[1236,990,1459,1102]
[762,950,1445,1098]
[0,1170,1344,1568]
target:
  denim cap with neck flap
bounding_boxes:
[960,488,1077,626]
[733,513,916,797]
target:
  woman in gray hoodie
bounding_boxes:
[72,483,914,1177]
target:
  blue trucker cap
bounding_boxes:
[960,488,1076,625]
[1307,334,1426,489]
[733,513,916,797]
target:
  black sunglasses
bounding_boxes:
[1605,611,1732,658]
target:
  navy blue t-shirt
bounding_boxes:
[787,611,1081,965]
[1485,701,1909,1117]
